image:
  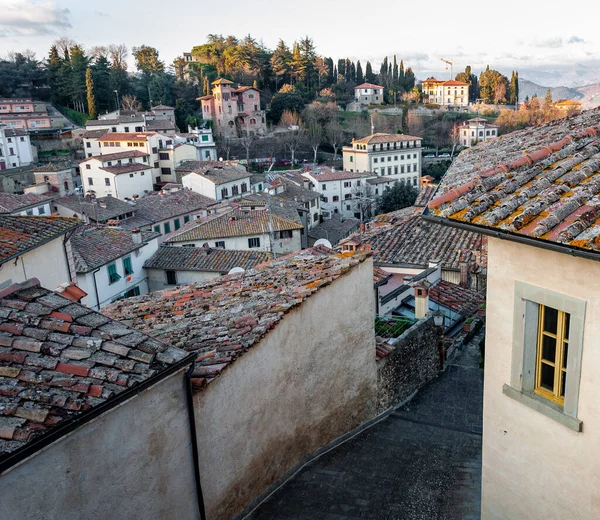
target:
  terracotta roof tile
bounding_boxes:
[0,193,55,214]
[177,161,250,185]
[81,150,149,162]
[355,83,385,89]
[428,108,600,254]
[352,133,423,145]
[55,195,135,222]
[0,216,80,266]
[144,246,272,273]
[0,279,187,461]
[129,190,217,223]
[104,247,371,390]
[97,132,156,142]
[100,163,151,175]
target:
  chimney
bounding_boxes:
[414,282,430,319]
[459,261,469,287]
[132,227,142,244]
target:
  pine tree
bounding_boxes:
[356,61,364,84]
[337,59,345,82]
[270,39,291,90]
[86,67,96,119]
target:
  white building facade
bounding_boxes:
[342,133,422,187]
[354,83,385,106]
[460,118,498,147]
[0,124,36,169]
[422,79,469,108]
[180,168,252,201]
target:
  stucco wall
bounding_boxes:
[482,237,600,519]
[147,268,219,291]
[0,370,199,520]
[193,258,378,519]
[0,238,70,291]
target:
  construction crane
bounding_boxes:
[440,58,453,79]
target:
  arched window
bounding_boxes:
[250,118,256,125]
[64,181,69,191]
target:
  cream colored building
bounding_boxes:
[342,133,422,184]
[460,118,498,147]
[426,109,600,519]
[422,78,469,108]
[354,83,385,106]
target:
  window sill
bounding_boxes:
[502,384,582,432]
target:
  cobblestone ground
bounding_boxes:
[245,330,484,520]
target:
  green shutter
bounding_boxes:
[108,263,121,284]
[174,218,181,230]
[123,256,133,275]
[184,215,190,224]
[154,225,161,233]
[164,222,171,234]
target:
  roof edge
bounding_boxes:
[0,351,197,474]
[422,209,600,264]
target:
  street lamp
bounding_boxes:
[432,309,445,328]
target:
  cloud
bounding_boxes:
[534,37,564,49]
[567,36,585,44]
[0,0,71,36]
[95,11,110,18]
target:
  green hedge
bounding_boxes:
[56,105,90,126]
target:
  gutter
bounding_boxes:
[422,210,600,264]
[0,352,197,475]
[91,268,101,310]
[185,364,207,520]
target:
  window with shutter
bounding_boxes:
[123,257,133,275]
[108,263,121,284]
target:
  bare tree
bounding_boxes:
[305,119,323,164]
[450,123,461,158]
[54,37,77,56]
[325,118,345,160]
[121,94,142,112]
[406,111,424,137]
[217,136,232,161]
[240,126,256,165]
[108,44,129,70]
[90,46,109,60]
[280,110,304,168]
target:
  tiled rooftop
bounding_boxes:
[104,247,370,389]
[130,189,217,223]
[144,246,272,273]
[347,214,484,270]
[70,226,159,273]
[308,214,361,246]
[30,162,72,173]
[146,120,176,131]
[0,192,54,214]
[415,185,437,207]
[81,129,109,139]
[177,161,250,185]
[86,116,145,126]
[352,133,422,145]
[0,216,80,266]
[166,208,303,243]
[82,150,149,162]
[303,167,373,182]
[429,280,485,317]
[428,109,600,253]
[54,195,135,222]
[355,83,385,89]
[0,279,187,460]
[100,163,150,175]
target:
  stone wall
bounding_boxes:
[377,316,442,413]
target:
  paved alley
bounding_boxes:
[244,331,484,520]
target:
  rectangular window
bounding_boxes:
[373,158,378,163]
[153,225,161,234]
[85,164,91,170]
[86,142,91,148]
[221,187,228,198]
[38,206,46,215]
[248,237,260,248]
[161,167,171,175]
[166,270,177,285]
[184,215,190,224]
[174,218,181,230]
[159,153,169,160]
[322,184,326,190]
[535,305,569,405]
[332,195,339,202]
[215,241,225,248]
[88,177,94,186]
[349,156,353,163]
[152,147,158,154]
[201,135,209,142]
[108,263,121,284]
[232,185,239,196]
[123,256,133,276]
[279,230,293,239]
[164,222,171,234]
[105,178,110,186]
[344,181,351,188]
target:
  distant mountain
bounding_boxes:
[518,79,582,102]
[518,79,600,109]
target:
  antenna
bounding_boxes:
[440,58,453,79]
[266,189,277,259]
[228,267,245,275]
[314,238,332,249]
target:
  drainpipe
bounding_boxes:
[91,268,101,310]
[185,363,207,520]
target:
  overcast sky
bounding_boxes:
[1,0,599,86]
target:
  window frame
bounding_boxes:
[503,280,586,431]
[123,256,133,276]
[107,263,121,285]
[248,237,260,248]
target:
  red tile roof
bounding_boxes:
[352,133,422,145]
[355,83,385,89]
[100,163,151,175]
[0,216,80,266]
[428,108,600,254]
[0,279,188,463]
[429,280,484,317]
[104,247,371,391]
[81,150,149,162]
[212,78,234,85]
[0,192,54,214]
[303,167,373,182]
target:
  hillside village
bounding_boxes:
[1,20,600,520]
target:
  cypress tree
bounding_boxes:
[365,61,375,83]
[392,55,399,91]
[86,67,96,119]
[356,61,364,84]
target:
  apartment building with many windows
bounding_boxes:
[342,133,422,187]
[460,118,499,147]
[422,78,469,109]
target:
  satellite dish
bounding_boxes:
[314,239,333,249]
[228,267,245,275]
